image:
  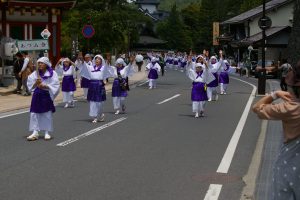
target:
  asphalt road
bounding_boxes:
[0,71,262,200]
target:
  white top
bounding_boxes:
[186,62,215,84]
[145,62,161,72]
[20,57,29,72]
[108,63,135,78]
[27,70,60,100]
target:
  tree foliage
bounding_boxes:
[61,0,152,55]
[156,4,192,51]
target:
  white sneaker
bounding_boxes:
[208,99,212,102]
[64,103,69,108]
[27,132,39,141]
[44,133,52,140]
[99,114,105,122]
[92,118,97,123]
[149,87,152,90]
[115,110,120,115]
[195,112,199,118]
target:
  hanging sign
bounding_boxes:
[82,25,95,38]
[17,39,49,51]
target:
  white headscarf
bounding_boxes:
[37,57,52,68]
[115,58,126,66]
[92,54,105,66]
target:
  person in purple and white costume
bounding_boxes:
[75,53,92,99]
[80,54,111,123]
[56,58,76,108]
[186,55,215,118]
[219,59,235,95]
[146,57,161,89]
[108,56,135,115]
[207,51,224,101]
[26,57,60,141]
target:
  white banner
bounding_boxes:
[17,40,49,51]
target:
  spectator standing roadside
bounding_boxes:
[18,51,33,96]
[278,59,292,91]
[13,52,24,94]
[252,60,300,200]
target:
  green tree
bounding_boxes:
[61,0,152,55]
[156,4,192,51]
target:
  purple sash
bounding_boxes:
[62,75,76,92]
[87,80,106,102]
[30,88,55,113]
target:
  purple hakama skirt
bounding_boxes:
[62,75,76,92]
[148,69,158,79]
[87,80,106,102]
[30,88,55,113]
[81,77,90,88]
[191,82,208,101]
[207,72,219,87]
[112,78,128,97]
[219,72,229,84]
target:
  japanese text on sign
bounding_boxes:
[17,40,49,51]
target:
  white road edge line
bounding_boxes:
[217,77,257,173]
[157,94,181,105]
[137,80,149,86]
[57,117,127,147]
[203,184,223,200]
[0,110,29,119]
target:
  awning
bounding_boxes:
[240,26,290,44]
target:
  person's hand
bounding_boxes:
[187,55,192,63]
[275,91,293,102]
[18,72,22,78]
[129,55,135,64]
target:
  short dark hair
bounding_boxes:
[22,51,28,55]
[15,52,22,57]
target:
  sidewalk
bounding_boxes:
[0,66,147,113]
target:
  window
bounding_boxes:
[10,25,24,40]
[32,25,46,39]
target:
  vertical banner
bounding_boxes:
[213,22,220,46]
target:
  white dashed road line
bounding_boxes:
[157,94,181,105]
[57,117,127,147]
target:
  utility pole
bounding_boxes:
[257,0,270,95]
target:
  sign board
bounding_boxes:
[213,22,220,46]
[17,39,49,51]
[82,25,95,38]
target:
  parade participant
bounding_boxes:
[219,59,233,95]
[56,58,76,108]
[252,60,300,200]
[207,51,224,101]
[80,54,110,123]
[145,57,161,89]
[109,56,135,114]
[186,55,215,118]
[135,53,144,72]
[75,53,92,99]
[173,55,179,70]
[26,57,60,141]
